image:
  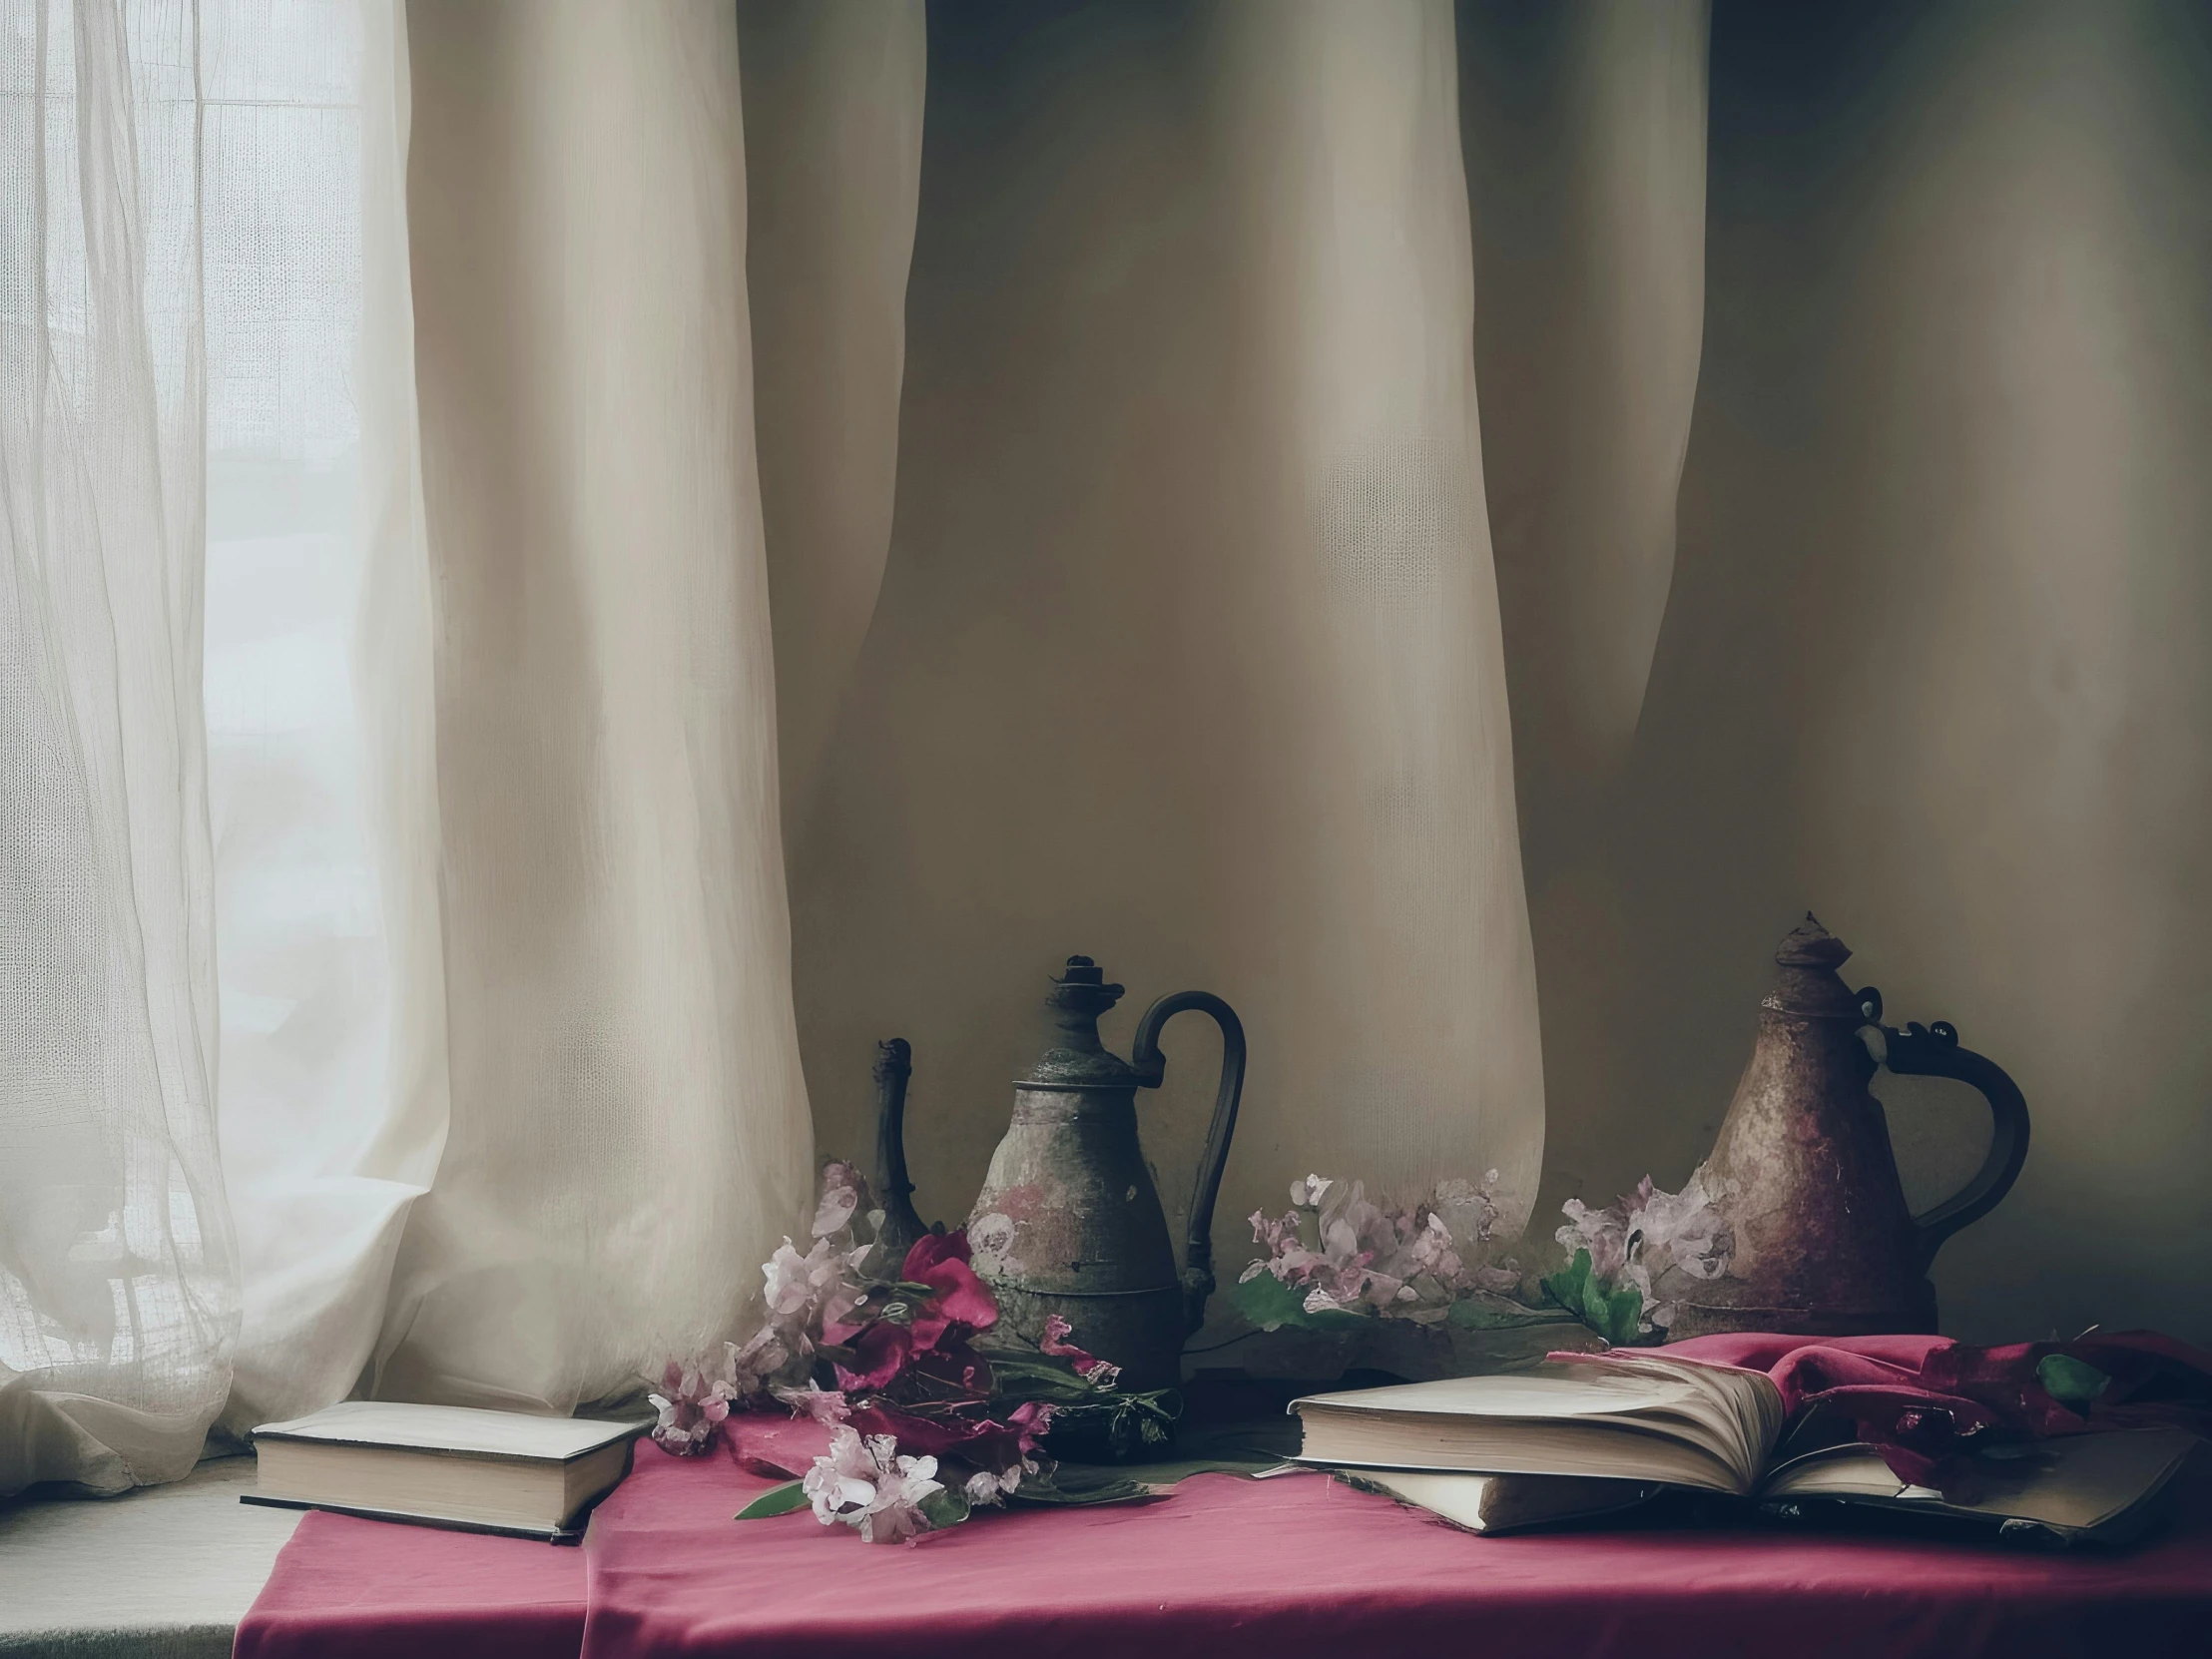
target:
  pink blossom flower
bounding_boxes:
[763,1236,850,1323]
[861,1453,942,1544]
[1038,1314,1121,1390]
[1245,1169,1523,1321]
[812,1161,872,1239]
[1006,1399,1056,1456]
[724,1325,792,1398]
[843,1399,1048,1492]
[771,1382,851,1425]
[1555,1165,1735,1333]
[803,1427,943,1544]
[647,1359,736,1455]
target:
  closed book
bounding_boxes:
[1292,1355,2199,1544]
[245,1401,650,1543]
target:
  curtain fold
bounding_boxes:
[0,0,236,1495]
[376,0,817,1411]
[790,0,1547,1303]
[738,0,927,844]
[1456,0,1710,1220]
[208,0,448,1436]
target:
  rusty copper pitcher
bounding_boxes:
[958,956,1245,1392]
[1669,916,2029,1339]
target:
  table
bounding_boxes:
[236,1438,2212,1659]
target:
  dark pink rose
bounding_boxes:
[832,1320,913,1391]
[904,1229,999,1346]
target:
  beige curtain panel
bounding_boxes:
[4,0,2209,1497]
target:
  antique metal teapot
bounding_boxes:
[872,956,1245,1392]
[1668,915,2030,1339]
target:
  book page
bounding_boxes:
[1339,1468,1665,1534]
[1549,1355,1785,1488]
[1296,1412,1748,1490]
[1298,1358,1781,1492]
[1764,1428,2199,1534]
[254,1400,648,1462]
[1299,1368,1712,1421]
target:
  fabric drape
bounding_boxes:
[0,0,235,1494]
[740,0,928,844]
[1456,0,1710,1216]
[790,0,1548,1305]
[208,0,448,1437]
[373,0,825,1413]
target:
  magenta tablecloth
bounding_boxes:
[233,1506,584,1659]
[238,1432,2212,1659]
[579,1446,2212,1659]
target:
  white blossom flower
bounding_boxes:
[804,1426,882,1523]
[646,1360,736,1455]
[762,1236,851,1323]
[964,1466,1017,1506]
[863,1451,942,1543]
[1554,1165,1736,1333]
[724,1325,793,1398]
[812,1161,871,1239]
[1249,1169,1523,1321]
[802,1427,945,1545]
[771,1382,851,1425]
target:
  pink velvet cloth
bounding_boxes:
[233,1508,585,1659]
[239,1430,2212,1659]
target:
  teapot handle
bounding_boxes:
[1130,991,1247,1338]
[1859,988,2030,1272]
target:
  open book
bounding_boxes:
[1292,1354,2200,1542]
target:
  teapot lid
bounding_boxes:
[1761,913,1870,1020]
[1020,956,1146,1089]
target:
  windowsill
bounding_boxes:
[0,1456,297,1659]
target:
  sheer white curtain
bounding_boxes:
[1,0,233,1494]
[0,0,1566,1492]
[54,0,2212,1497]
[202,0,445,1437]
[368,0,850,1413]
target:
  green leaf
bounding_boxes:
[2037,1353,2111,1411]
[735,1480,811,1520]
[1227,1271,1368,1332]
[1228,1271,1308,1331]
[969,1353,1103,1397]
[1540,1249,1593,1319]
[916,1486,972,1530]
[1445,1296,1569,1330]
[1540,1249,1646,1347]
[1008,1469,1153,1506]
[1595,1281,1644,1347]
